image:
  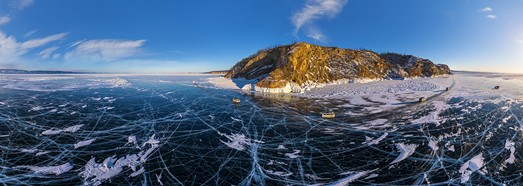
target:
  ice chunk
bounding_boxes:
[142,134,159,147]
[445,142,456,152]
[363,133,388,146]
[448,145,455,152]
[328,170,372,186]
[459,153,486,183]
[42,124,84,135]
[64,124,84,132]
[21,148,38,153]
[74,138,96,149]
[127,135,137,146]
[266,170,293,177]
[36,151,50,156]
[502,115,512,123]
[16,162,73,175]
[501,139,516,170]
[29,106,44,112]
[285,150,301,159]
[129,167,144,177]
[218,132,263,151]
[80,134,160,185]
[364,173,379,180]
[267,160,287,166]
[411,101,449,126]
[390,143,418,164]
[428,138,439,151]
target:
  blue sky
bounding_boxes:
[0,0,522,73]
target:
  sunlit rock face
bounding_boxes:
[225,42,452,92]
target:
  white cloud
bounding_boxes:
[0,0,34,27]
[10,0,34,10]
[52,53,60,59]
[0,16,10,25]
[486,14,497,19]
[306,27,326,42]
[24,29,38,37]
[0,30,66,64]
[480,7,493,12]
[39,46,59,59]
[65,39,146,61]
[291,0,347,41]
[20,33,67,49]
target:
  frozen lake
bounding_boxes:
[1,71,523,185]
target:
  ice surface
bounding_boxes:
[1,72,523,185]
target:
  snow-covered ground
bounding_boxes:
[209,76,454,114]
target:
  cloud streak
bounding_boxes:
[480,7,493,12]
[486,15,497,19]
[39,46,59,59]
[0,16,11,25]
[291,0,347,42]
[10,0,34,10]
[65,39,146,61]
[480,6,497,20]
[0,0,35,27]
[20,33,67,49]
[0,30,66,66]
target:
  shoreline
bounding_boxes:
[208,75,455,115]
[208,75,453,96]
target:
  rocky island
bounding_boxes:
[223,42,451,93]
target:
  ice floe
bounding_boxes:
[412,101,449,126]
[363,133,388,146]
[277,144,287,150]
[266,170,293,177]
[42,124,84,135]
[328,170,373,186]
[74,138,96,149]
[459,153,486,183]
[218,132,263,151]
[428,138,439,152]
[80,135,159,186]
[16,162,73,175]
[390,143,418,164]
[285,150,301,159]
[501,139,516,171]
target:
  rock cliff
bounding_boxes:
[225,42,451,93]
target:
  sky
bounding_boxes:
[0,0,522,73]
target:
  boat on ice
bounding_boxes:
[232,98,241,104]
[322,112,335,119]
